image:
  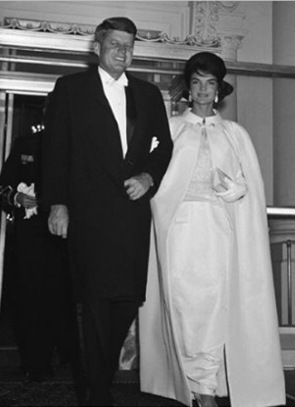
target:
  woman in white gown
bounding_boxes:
[139,52,285,407]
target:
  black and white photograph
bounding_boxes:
[0,2,294,406]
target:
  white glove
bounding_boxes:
[17,182,38,219]
[215,176,247,203]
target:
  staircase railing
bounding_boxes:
[267,207,295,327]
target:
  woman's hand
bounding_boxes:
[215,177,247,203]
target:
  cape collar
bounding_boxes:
[182,108,222,127]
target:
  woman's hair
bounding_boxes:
[184,51,233,102]
[95,17,137,43]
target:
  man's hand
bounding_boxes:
[124,172,154,201]
[15,192,37,209]
[48,204,69,238]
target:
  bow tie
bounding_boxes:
[107,75,128,88]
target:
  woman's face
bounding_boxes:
[190,71,218,107]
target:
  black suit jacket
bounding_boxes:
[42,67,172,302]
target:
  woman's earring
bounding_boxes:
[188,92,192,103]
[214,93,219,104]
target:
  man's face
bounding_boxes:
[94,30,135,79]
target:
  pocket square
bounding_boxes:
[150,137,159,152]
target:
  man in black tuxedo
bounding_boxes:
[42,16,173,406]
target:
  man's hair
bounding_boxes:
[95,17,137,43]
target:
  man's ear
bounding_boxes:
[93,42,100,57]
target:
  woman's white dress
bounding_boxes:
[139,109,285,407]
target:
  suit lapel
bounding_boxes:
[122,77,148,177]
[88,67,126,157]
[88,68,111,111]
[87,70,144,180]
[89,69,139,152]
[125,85,137,146]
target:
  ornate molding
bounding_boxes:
[218,1,240,13]
[1,17,95,36]
[1,16,223,50]
[189,1,246,59]
[190,1,220,47]
[0,10,248,59]
[219,34,243,60]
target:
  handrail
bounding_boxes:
[267,207,295,217]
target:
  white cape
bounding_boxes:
[139,110,285,407]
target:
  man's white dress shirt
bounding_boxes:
[99,67,128,157]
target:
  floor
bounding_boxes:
[0,299,294,406]
[0,364,294,407]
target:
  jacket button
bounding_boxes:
[127,159,134,166]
